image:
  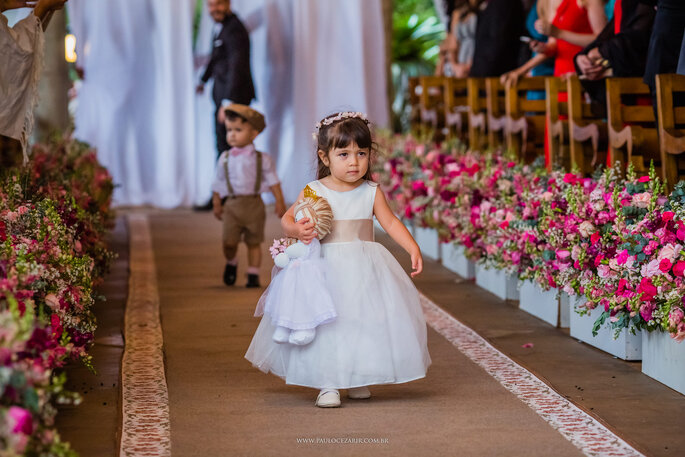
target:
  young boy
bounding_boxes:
[211,104,286,287]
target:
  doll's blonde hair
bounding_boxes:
[294,196,333,240]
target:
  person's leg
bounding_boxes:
[222,202,241,285]
[244,197,266,287]
[247,244,261,270]
[245,244,261,288]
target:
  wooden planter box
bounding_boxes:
[569,303,642,361]
[414,226,441,261]
[440,243,475,279]
[642,331,685,395]
[519,281,560,327]
[475,265,519,301]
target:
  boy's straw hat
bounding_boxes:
[224,104,266,133]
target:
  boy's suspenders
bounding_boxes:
[223,150,262,198]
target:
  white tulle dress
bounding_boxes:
[245,180,431,389]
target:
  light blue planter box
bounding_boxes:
[642,331,685,395]
[475,265,519,301]
[519,281,559,327]
[570,303,642,361]
[440,243,475,279]
[415,226,440,261]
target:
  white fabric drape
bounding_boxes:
[68,0,388,206]
[68,0,197,208]
[226,0,389,202]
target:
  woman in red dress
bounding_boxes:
[536,0,607,168]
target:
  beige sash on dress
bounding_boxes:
[321,219,374,244]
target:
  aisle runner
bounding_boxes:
[420,294,644,457]
[120,215,171,457]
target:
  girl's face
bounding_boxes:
[225,118,258,148]
[319,141,369,184]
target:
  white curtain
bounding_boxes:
[230,0,388,202]
[69,0,197,208]
[68,0,388,206]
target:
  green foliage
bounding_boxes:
[391,0,445,132]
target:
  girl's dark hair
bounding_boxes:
[316,115,376,180]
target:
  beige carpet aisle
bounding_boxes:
[151,209,585,457]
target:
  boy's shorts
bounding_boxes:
[222,195,266,247]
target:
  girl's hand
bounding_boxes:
[295,217,317,244]
[410,249,423,278]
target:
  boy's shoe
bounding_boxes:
[315,389,341,408]
[246,274,260,288]
[347,386,371,399]
[223,264,237,286]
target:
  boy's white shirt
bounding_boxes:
[211,144,280,197]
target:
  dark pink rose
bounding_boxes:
[673,261,685,277]
[660,258,673,272]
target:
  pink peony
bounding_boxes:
[641,259,661,277]
[578,221,595,238]
[631,192,652,208]
[8,407,32,435]
[638,175,650,183]
[658,244,682,262]
[662,211,675,222]
[616,249,630,265]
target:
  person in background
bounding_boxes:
[574,0,655,106]
[0,0,68,165]
[500,0,561,89]
[469,0,525,77]
[642,0,685,106]
[211,104,285,288]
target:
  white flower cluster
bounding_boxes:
[314,111,369,132]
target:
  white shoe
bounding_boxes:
[347,386,371,399]
[315,389,341,408]
[289,328,316,345]
[272,326,291,344]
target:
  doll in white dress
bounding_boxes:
[256,193,336,345]
[246,112,431,408]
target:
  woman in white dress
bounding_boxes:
[245,112,431,407]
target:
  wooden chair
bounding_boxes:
[606,77,659,174]
[467,78,488,151]
[656,73,685,190]
[567,75,608,175]
[443,77,469,140]
[545,77,570,171]
[408,77,421,131]
[486,78,507,151]
[504,76,547,163]
[418,76,446,134]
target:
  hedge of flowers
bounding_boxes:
[373,133,685,342]
[0,136,114,456]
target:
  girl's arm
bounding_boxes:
[281,189,317,244]
[373,187,423,277]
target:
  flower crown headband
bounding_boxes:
[312,111,370,139]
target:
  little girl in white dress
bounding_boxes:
[245,112,431,407]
